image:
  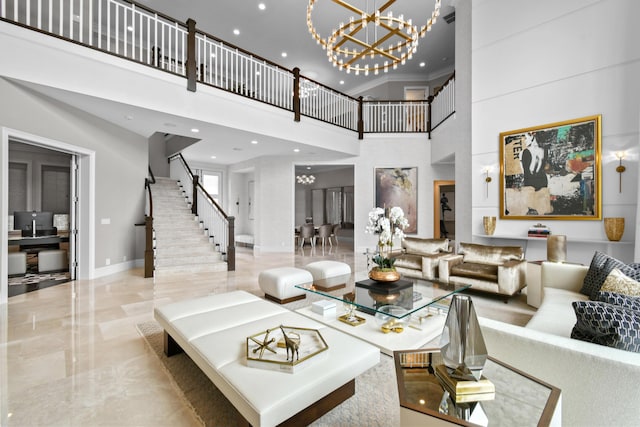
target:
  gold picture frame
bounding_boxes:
[499,115,602,220]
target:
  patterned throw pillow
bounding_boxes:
[580,252,640,300]
[580,251,611,297]
[600,268,640,297]
[596,291,640,312]
[571,301,640,353]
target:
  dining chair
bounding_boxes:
[317,224,333,247]
[330,223,341,246]
[299,223,316,247]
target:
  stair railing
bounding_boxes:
[168,154,235,271]
[429,72,456,138]
[143,166,156,278]
[1,0,456,137]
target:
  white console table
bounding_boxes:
[472,234,633,264]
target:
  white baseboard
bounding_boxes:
[93,260,140,279]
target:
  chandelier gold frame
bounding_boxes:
[307,0,441,75]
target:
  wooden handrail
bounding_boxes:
[1,0,455,136]
[432,72,456,98]
[169,153,230,220]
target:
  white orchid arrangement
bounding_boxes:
[365,206,409,268]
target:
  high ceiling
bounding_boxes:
[11,0,456,166]
[137,0,456,95]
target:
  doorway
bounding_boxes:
[2,128,95,304]
[434,180,455,241]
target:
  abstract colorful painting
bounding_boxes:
[500,115,601,220]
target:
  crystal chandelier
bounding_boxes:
[296,174,316,184]
[306,0,441,75]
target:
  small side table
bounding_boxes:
[526,261,544,308]
[394,349,561,426]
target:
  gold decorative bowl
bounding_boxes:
[369,267,401,283]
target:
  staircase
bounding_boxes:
[151,177,227,277]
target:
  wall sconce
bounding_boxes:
[615,152,626,193]
[484,169,492,198]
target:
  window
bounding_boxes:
[200,171,222,204]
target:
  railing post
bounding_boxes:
[186,18,197,92]
[192,175,199,215]
[227,216,236,271]
[144,216,154,278]
[293,67,301,122]
[357,96,364,140]
[427,95,434,140]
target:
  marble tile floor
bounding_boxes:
[1,245,535,426]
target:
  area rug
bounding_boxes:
[136,321,400,427]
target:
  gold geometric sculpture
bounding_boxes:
[307,0,442,75]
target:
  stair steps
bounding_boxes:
[150,177,227,277]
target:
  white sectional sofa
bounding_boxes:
[479,262,640,427]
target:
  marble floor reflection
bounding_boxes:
[1,244,533,426]
[1,245,362,426]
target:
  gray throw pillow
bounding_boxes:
[596,291,640,312]
[580,252,640,300]
[580,251,610,297]
[571,301,640,353]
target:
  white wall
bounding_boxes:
[0,78,148,272]
[471,0,639,265]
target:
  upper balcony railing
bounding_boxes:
[1,0,454,138]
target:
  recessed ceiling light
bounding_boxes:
[258,3,266,10]
[233,29,240,36]
[281,52,287,58]
[419,62,426,67]
[191,128,199,133]
[339,80,344,85]
[293,148,300,153]
[306,166,311,170]
[210,156,216,159]
[251,140,258,144]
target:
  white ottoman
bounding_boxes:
[304,261,351,291]
[258,267,312,304]
[38,249,68,273]
[8,252,27,276]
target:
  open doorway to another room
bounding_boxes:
[295,165,354,254]
[434,180,455,242]
[7,142,75,297]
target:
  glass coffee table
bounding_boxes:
[295,276,471,355]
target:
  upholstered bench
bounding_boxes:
[8,251,27,276]
[304,261,351,291]
[258,267,312,304]
[154,290,379,427]
[38,249,67,273]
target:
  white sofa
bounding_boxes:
[479,262,640,427]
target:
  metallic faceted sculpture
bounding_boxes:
[439,295,487,381]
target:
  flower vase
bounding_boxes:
[483,216,496,235]
[368,267,401,283]
[604,217,624,241]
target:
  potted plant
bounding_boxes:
[366,206,409,282]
